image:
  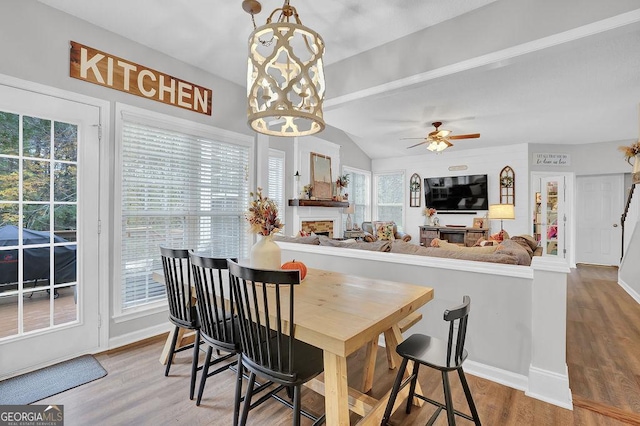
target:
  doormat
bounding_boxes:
[0,355,107,405]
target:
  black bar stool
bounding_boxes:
[381,295,481,426]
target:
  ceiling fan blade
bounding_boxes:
[400,137,428,140]
[449,133,480,140]
[407,141,428,149]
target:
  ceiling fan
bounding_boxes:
[403,122,480,152]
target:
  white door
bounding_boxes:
[0,84,101,377]
[576,174,624,265]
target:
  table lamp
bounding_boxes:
[488,204,515,232]
[344,203,355,230]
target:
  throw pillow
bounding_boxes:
[510,236,535,257]
[515,234,539,251]
[489,229,510,242]
[495,239,532,265]
[363,231,377,242]
[375,222,396,241]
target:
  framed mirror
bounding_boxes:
[499,166,515,205]
[310,152,332,199]
[409,173,421,207]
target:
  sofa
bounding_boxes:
[274,233,540,266]
[361,221,411,242]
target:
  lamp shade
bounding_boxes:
[344,203,355,214]
[488,204,515,220]
[247,18,325,137]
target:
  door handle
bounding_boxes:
[613,224,618,227]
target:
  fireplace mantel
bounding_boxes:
[288,199,348,208]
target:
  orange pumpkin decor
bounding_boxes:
[281,259,307,280]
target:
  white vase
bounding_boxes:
[632,154,640,184]
[250,234,281,270]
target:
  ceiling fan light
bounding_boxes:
[246,3,326,137]
[426,140,451,152]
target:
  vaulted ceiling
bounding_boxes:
[38,0,640,159]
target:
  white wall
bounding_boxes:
[372,143,530,241]
[278,242,573,408]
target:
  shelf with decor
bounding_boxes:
[288,199,349,208]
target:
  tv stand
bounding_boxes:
[419,226,488,247]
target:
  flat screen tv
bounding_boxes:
[424,174,488,211]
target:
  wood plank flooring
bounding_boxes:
[32,265,640,425]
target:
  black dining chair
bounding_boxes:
[227,259,325,426]
[381,295,481,426]
[159,246,201,400]
[189,252,240,406]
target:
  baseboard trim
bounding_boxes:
[108,323,172,351]
[618,277,640,304]
[525,364,573,410]
[463,360,528,392]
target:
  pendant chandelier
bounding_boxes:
[243,0,325,137]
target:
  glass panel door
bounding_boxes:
[540,176,565,257]
[0,82,100,377]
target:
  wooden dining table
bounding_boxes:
[154,266,434,425]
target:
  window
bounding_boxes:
[375,172,404,230]
[343,166,371,229]
[268,149,285,225]
[116,106,252,313]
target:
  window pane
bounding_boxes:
[376,173,403,229]
[23,159,50,201]
[377,174,403,204]
[0,157,19,201]
[268,151,285,224]
[1,203,19,228]
[54,163,77,202]
[120,119,250,309]
[23,116,51,159]
[54,121,77,161]
[54,205,76,239]
[0,111,19,156]
[0,293,18,338]
[23,204,50,234]
[343,168,371,230]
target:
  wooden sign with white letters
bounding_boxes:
[70,41,212,115]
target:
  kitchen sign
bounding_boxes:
[532,153,570,166]
[70,41,212,115]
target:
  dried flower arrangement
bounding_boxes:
[246,188,283,236]
[423,207,437,217]
[335,174,350,189]
[619,141,640,164]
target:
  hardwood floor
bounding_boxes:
[34,265,640,425]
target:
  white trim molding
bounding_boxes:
[526,365,573,410]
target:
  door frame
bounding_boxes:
[0,73,110,372]
[530,171,576,268]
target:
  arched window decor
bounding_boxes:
[409,173,421,207]
[499,166,515,205]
